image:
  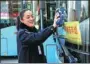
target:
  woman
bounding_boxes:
[16,9,59,63]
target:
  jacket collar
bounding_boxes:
[19,23,37,32]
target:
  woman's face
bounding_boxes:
[21,10,35,27]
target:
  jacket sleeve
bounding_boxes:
[18,25,55,45]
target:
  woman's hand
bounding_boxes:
[53,12,60,28]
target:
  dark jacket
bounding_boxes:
[17,23,55,63]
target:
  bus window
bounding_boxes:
[46,1,56,25]
[1,1,9,29]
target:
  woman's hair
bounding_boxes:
[16,9,31,30]
[16,16,20,30]
[19,9,30,20]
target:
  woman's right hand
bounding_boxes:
[53,12,60,28]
